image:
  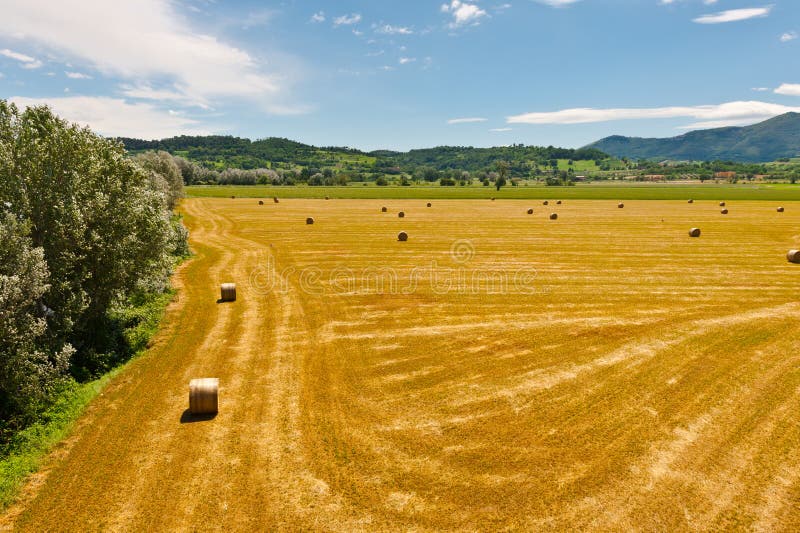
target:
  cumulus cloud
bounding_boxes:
[9,96,210,138]
[399,57,416,64]
[693,7,772,24]
[507,101,800,129]
[0,48,43,69]
[775,84,800,96]
[375,24,414,35]
[448,117,488,124]
[310,11,325,23]
[780,31,798,42]
[441,1,488,28]
[65,71,91,79]
[333,13,362,26]
[489,127,513,132]
[0,0,299,113]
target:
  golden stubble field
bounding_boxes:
[5,198,800,531]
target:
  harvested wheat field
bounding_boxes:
[6,198,800,531]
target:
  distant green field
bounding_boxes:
[556,159,599,172]
[186,183,800,201]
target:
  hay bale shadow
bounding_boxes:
[180,409,217,424]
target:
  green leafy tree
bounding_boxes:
[495,160,509,191]
[0,101,176,376]
[0,212,73,421]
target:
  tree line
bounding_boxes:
[0,101,188,437]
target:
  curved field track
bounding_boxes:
[5,198,800,531]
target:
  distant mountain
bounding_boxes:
[585,113,800,162]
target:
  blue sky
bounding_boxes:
[1,0,798,150]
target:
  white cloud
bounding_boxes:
[399,57,416,64]
[65,71,91,79]
[310,11,325,23]
[0,0,297,113]
[693,7,772,24]
[375,24,414,35]
[448,117,488,124]
[9,96,210,138]
[752,87,770,92]
[507,101,800,129]
[333,13,362,26]
[780,31,798,42]
[0,48,43,69]
[441,1,488,28]
[775,84,800,96]
[490,127,513,132]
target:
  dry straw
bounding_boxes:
[689,228,701,237]
[306,217,315,225]
[189,378,219,415]
[788,250,800,263]
[398,231,408,242]
[220,283,236,302]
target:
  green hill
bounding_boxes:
[586,112,800,162]
[118,136,608,175]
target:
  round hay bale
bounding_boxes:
[777,206,785,213]
[556,200,562,205]
[788,250,800,263]
[549,213,558,220]
[189,378,219,415]
[325,196,330,200]
[689,228,701,237]
[381,206,388,213]
[688,199,694,204]
[720,209,728,215]
[491,197,495,201]
[220,283,236,302]
[306,217,314,225]
[543,200,549,206]
[398,231,408,242]
[258,200,264,205]
[527,208,534,215]
[427,202,432,208]
[231,195,236,199]
[398,211,405,218]
[273,197,279,204]
[719,202,726,207]
[618,203,624,208]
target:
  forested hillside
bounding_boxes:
[119,135,608,179]
[587,113,800,162]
